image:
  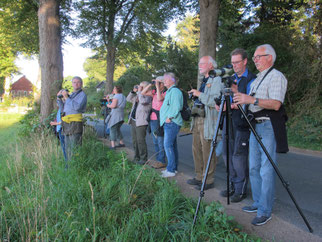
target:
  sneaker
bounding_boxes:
[230,193,247,203]
[242,206,258,213]
[161,169,177,174]
[151,161,167,169]
[251,216,272,226]
[220,189,235,197]
[116,143,125,148]
[194,183,214,191]
[187,178,202,186]
[161,170,176,178]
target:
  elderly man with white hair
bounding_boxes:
[234,44,288,226]
[187,56,224,190]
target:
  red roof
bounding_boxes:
[11,76,33,92]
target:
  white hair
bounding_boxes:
[156,76,164,81]
[208,56,218,69]
[257,44,276,63]
[164,72,176,83]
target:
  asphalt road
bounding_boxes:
[89,119,322,238]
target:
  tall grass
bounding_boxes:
[0,116,259,241]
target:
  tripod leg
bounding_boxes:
[193,94,225,226]
[237,104,313,233]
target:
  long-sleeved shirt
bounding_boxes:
[160,85,183,127]
[57,89,87,116]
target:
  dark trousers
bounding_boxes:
[65,133,82,163]
[222,121,250,195]
[130,119,148,162]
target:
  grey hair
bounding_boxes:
[72,76,83,84]
[257,44,276,63]
[207,56,218,69]
[156,76,164,81]
[164,72,177,83]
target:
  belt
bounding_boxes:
[255,117,270,123]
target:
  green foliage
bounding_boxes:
[1,96,34,108]
[83,81,105,112]
[0,118,258,241]
[117,66,153,95]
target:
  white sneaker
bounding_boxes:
[161,169,177,174]
[161,170,176,178]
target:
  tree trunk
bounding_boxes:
[105,45,116,94]
[38,0,63,121]
[198,0,220,86]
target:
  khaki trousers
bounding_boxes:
[192,117,217,184]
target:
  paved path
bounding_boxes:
[88,119,322,241]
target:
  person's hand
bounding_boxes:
[215,104,220,112]
[133,85,138,92]
[138,85,143,92]
[233,93,254,105]
[61,89,69,99]
[50,121,58,126]
[57,90,63,97]
[231,103,238,109]
[188,89,201,97]
[165,118,172,123]
[231,82,238,93]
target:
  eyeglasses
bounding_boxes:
[231,59,244,65]
[252,54,269,61]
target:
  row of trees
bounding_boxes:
[0,0,321,122]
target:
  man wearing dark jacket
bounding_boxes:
[219,48,256,203]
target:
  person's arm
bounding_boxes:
[141,84,153,96]
[107,98,118,109]
[156,81,165,101]
[233,93,282,111]
[138,91,152,105]
[65,91,87,113]
[165,88,183,123]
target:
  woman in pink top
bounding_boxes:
[141,76,167,168]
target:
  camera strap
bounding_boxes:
[251,67,274,95]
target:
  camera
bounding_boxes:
[134,85,139,89]
[151,80,156,85]
[189,93,198,101]
[209,64,233,79]
[58,89,69,99]
[100,98,108,106]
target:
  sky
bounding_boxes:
[14,22,177,85]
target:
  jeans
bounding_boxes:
[163,122,181,173]
[58,130,67,161]
[249,120,276,217]
[150,120,165,164]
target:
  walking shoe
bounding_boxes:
[161,170,176,178]
[115,143,125,148]
[242,206,258,213]
[194,183,214,191]
[187,178,202,186]
[220,189,235,197]
[251,216,272,226]
[151,161,167,169]
[161,169,177,174]
[230,193,247,203]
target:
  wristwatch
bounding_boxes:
[254,98,259,106]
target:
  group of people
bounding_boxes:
[187,44,288,226]
[53,43,287,227]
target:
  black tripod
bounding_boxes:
[192,88,313,233]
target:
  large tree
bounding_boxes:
[38,0,64,120]
[73,0,189,94]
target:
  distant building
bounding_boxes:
[10,76,34,98]
[96,81,106,92]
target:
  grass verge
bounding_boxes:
[0,114,259,241]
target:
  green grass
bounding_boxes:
[0,112,259,241]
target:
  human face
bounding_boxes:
[163,75,175,89]
[72,78,82,91]
[199,57,213,77]
[253,47,273,72]
[231,54,247,77]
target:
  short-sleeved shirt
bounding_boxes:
[249,68,287,113]
[150,89,166,120]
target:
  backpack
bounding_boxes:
[173,86,191,121]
